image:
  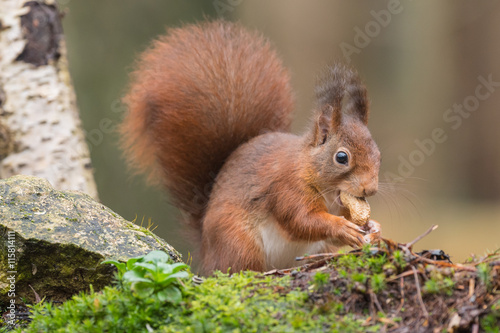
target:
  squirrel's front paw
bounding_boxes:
[334,217,367,248]
[363,219,381,243]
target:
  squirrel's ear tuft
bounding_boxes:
[313,64,346,146]
[316,64,370,125]
[315,64,347,108]
[344,68,370,125]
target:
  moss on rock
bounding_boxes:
[0,175,181,306]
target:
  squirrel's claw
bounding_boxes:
[336,218,367,248]
[363,219,382,243]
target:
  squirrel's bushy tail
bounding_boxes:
[121,21,294,232]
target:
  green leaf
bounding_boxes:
[157,286,182,304]
[142,251,170,263]
[155,262,174,275]
[101,260,126,274]
[134,262,158,272]
[154,262,188,275]
[158,271,190,287]
[170,262,189,273]
[126,257,142,271]
[132,282,155,298]
[123,270,150,283]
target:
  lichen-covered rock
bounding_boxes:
[0,175,181,306]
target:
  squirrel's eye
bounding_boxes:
[335,151,348,165]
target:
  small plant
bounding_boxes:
[480,301,500,333]
[481,314,500,333]
[103,251,189,304]
[338,268,348,278]
[352,272,368,284]
[423,276,455,296]
[337,253,362,271]
[311,271,330,289]
[367,254,387,274]
[423,279,439,294]
[370,273,386,293]
[392,250,407,269]
[477,263,492,288]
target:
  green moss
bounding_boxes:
[17,260,374,332]
[311,271,330,287]
[0,237,116,306]
[477,263,492,288]
[333,249,395,294]
[370,273,386,293]
[11,245,500,332]
[21,273,372,333]
[480,300,500,333]
[422,267,455,296]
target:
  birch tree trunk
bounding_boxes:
[0,0,98,199]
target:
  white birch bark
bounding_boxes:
[0,0,98,199]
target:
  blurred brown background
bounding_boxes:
[58,0,500,267]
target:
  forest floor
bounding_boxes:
[269,227,500,332]
[2,225,499,332]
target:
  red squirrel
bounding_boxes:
[121,20,381,274]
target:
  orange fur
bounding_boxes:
[121,21,381,275]
[121,21,294,232]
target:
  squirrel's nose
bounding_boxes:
[363,184,378,197]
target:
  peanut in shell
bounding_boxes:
[340,191,371,226]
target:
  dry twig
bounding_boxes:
[411,266,428,318]
[406,225,438,249]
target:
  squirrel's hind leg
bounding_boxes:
[200,207,265,275]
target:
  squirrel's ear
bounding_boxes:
[313,64,346,146]
[313,104,341,145]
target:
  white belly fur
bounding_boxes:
[259,217,325,270]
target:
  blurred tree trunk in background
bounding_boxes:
[455,2,500,201]
[0,0,98,199]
